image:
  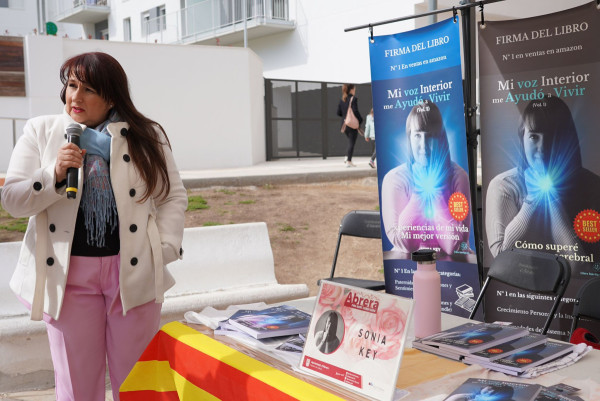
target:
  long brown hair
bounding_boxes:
[341,83,355,102]
[60,52,170,201]
[517,95,582,172]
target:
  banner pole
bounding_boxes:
[459,1,484,289]
[345,0,505,32]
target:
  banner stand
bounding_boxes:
[459,2,483,288]
[346,0,507,291]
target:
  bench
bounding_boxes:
[0,222,309,392]
[161,222,309,324]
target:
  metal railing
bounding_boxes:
[73,0,107,6]
[142,0,290,44]
[0,117,27,150]
[48,0,110,23]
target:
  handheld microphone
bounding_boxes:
[65,123,83,199]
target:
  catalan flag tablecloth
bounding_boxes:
[119,321,348,401]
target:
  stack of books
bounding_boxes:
[212,304,311,366]
[413,322,576,376]
[224,304,312,339]
[444,378,585,401]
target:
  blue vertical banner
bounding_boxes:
[369,18,481,318]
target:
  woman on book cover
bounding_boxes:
[315,311,343,354]
[435,325,504,344]
[445,383,516,401]
[381,100,472,256]
[486,96,600,263]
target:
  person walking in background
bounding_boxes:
[1,52,188,401]
[365,108,376,168]
[337,83,363,167]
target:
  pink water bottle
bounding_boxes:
[411,249,441,338]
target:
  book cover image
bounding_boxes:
[423,323,529,353]
[465,333,547,363]
[228,305,311,339]
[444,378,542,401]
[490,342,575,372]
[535,388,584,401]
[299,281,414,401]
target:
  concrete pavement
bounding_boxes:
[178,156,377,188]
[0,156,377,400]
[0,156,377,193]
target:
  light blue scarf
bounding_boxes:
[79,110,120,247]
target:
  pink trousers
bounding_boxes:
[45,255,161,401]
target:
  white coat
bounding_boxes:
[1,110,188,321]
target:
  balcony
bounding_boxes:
[143,0,295,46]
[50,0,110,25]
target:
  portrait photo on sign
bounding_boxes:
[314,310,344,354]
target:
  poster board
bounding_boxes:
[368,17,481,318]
[300,281,413,401]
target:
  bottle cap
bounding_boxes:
[411,249,437,262]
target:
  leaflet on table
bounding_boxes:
[421,322,529,353]
[535,387,584,401]
[443,378,542,401]
[299,281,413,401]
[227,305,311,339]
[464,333,547,363]
[215,321,306,367]
[478,341,575,373]
[545,383,581,397]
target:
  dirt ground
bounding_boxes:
[0,178,384,297]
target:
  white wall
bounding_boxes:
[110,0,182,43]
[1,34,265,173]
[0,1,37,36]
[247,0,421,84]
[0,1,83,38]
[101,0,423,84]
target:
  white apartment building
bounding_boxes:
[0,0,589,172]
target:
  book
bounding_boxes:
[464,333,547,364]
[411,323,481,361]
[299,281,414,401]
[535,387,584,401]
[227,305,311,339]
[443,378,543,401]
[412,337,464,361]
[422,322,530,353]
[213,321,253,338]
[479,341,575,373]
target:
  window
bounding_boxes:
[142,5,166,35]
[0,0,24,8]
[158,5,166,30]
[123,17,131,41]
[142,11,150,35]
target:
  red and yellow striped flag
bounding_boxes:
[120,321,347,401]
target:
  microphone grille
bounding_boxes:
[66,123,83,137]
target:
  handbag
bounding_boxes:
[342,96,360,132]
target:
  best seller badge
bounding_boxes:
[574,209,600,243]
[448,192,469,221]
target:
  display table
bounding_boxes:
[120,297,600,400]
[119,320,467,401]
